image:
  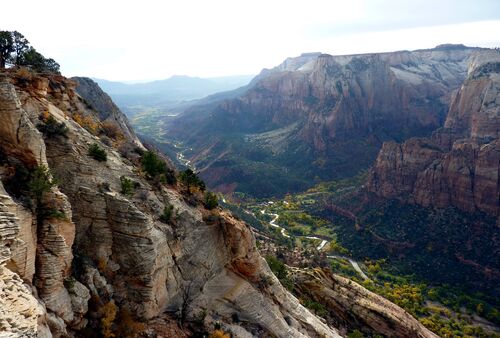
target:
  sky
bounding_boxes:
[2,0,500,82]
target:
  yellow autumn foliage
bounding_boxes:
[101,301,117,338]
[209,329,231,338]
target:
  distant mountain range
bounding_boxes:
[93,74,254,116]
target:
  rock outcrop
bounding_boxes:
[71,77,143,149]
[368,50,500,219]
[291,268,438,338]
[0,73,81,337]
[0,183,47,337]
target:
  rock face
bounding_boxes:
[0,73,78,337]
[368,50,500,219]
[291,268,438,338]
[71,77,143,149]
[164,45,488,197]
[0,183,44,337]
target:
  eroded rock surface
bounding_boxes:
[291,268,438,338]
[0,183,47,337]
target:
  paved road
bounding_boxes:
[261,208,327,249]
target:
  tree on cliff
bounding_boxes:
[179,169,205,194]
[0,31,13,69]
[0,30,59,73]
[11,31,30,65]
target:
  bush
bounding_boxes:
[15,67,32,83]
[162,167,177,185]
[41,208,66,220]
[116,307,145,338]
[28,165,57,205]
[37,114,68,137]
[101,121,124,141]
[209,330,230,338]
[204,191,218,210]
[302,298,328,318]
[141,151,176,185]
[88,144,107,162]
[347,330,364,338]
[120,176,135,196]
[160,204,174,223]
[64,276,76,294]
[98,182,111,193]
[100,301,117,338]
[74,113,99,134]
[179,169,205,194]
[257,274,273,290]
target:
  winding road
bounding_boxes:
[261,210,291,238]
[260,208,334,251]
[259,204,369,280]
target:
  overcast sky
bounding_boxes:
[3,0,500,81]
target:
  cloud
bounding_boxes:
[2,0,499,80]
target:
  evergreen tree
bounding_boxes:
[178,169,205,194]
[0,30,60,73]
[0,31,14,69]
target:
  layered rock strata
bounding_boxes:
[291,268,439,338]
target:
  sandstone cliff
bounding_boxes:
[291,268,438,338]
[71,77,143,150]
[368,50,500,220]
[0,69,342,337]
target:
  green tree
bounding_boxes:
[178,169,205,194]
[43,58,60,73]
[28,165,57,206]
[0,31,14,69]
[141,151,176,185]
[120,176,135,196]
[0,30,60,72]
[141,151,164,177]
[19,47,43,69]
[204,191,218,210]
[160,203,174,223]
[11,31,29,65]
[265,255,287,280]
